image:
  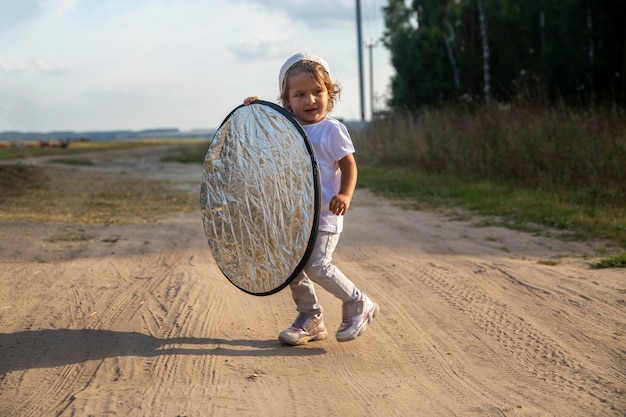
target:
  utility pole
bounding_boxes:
[477,0,491,107]
[366,40,377,118]
[356,0,365,120]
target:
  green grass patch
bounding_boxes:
[537,260,561,266]
[46,227,94,243]
[160,141,210,164]
[358,166,626,252]
[0,164,45,201]
[591,252,626,268]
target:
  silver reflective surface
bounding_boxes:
[200,102,318,295]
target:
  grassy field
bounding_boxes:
[159,130,625,267]
[0,138,202,161]
[355,166,626,268]
[0,140,199,225]
[350,104,626,267]
[1,123,624,268]
[0,164,197,225]
[353,105,626,201]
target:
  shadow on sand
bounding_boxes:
[0,328,325,373]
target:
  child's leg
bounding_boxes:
[289,273,321,315]
[304,231,379,343]
[280,272,326,346]
[303,231,357,302]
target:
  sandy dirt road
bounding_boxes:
[0,146,624,416]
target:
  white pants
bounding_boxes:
[289,231,358,315]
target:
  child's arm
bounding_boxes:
[330,153,358,216]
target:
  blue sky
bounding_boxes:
[0,0,393,132]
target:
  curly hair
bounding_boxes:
[279,60,341,113]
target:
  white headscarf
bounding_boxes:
[278,52,331,90]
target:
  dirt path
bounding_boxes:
[1,147,624,416]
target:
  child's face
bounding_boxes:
[285,71,329,125]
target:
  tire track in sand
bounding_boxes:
[138,252,228,415]
[389,253,622,416]
[342,250,523,416]
[8,242,194,416]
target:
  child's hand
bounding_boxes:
[330,194,351,216]
[331,154,357,216]
[243,96,260,106]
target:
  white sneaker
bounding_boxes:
[279,313,328,346]
[335,293,378,342]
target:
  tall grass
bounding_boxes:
[353,104,626,206]
[350,104,626,257]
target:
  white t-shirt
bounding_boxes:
[302,116,355,234]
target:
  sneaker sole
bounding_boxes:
[279,329,328,346]
[336,303,379,343]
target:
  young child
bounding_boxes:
[244,52,378,345]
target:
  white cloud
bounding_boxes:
[32,57,74,75]
[230,37,300,61]
[0,0,393,131]
[0,57,27,74]
[236,0,355,27]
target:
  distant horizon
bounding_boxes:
[0,126,215,134]
[0,117,367,136]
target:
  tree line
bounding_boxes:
[382,0,626,110]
